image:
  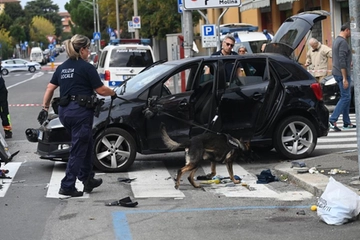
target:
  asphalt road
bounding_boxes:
[1,54,360,240]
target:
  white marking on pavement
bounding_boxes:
[201,164,313,200]
[316,144,358,149]
[0,162,22,197]
[129,161,185,198]
[7,72,45,89]
[46,162,89,199]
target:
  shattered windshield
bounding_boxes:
[116,64,174,95]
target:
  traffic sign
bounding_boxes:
[201,24,217,48]
[178,0,183,13]
[24,41,28,47]
[48,44,54,50]
[47,35,54,43]
[107,27,113,34]
[132,16,141,29]
[128,21,135,32]
[93,32,101,40]
[110,31,116,40]
[183,0,240,9]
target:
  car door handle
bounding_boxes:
[252,92,262,100]
[179,100,188,109]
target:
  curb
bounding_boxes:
[273,162,329,197]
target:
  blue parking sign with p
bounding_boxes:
[202,25,215,37]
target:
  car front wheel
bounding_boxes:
[28,66,36,73]
[93,127,136,172]
[2,69,9,75]
[274,116,317,159]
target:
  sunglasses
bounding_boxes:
[224,42,234,47]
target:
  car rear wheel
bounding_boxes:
[2,69,9,75]
[274,116,317,159]
[28,66,36,73]
[93,127,136,172]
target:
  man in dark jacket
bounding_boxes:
[0,62,12,139]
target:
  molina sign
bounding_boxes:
[183,0,241,9]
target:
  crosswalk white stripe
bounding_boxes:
[46,162,89,199]
[129,161,185,198]
[201,163,313,200]
[326,131,357,137]
[318,137,357,143]
[316,144,357,149]
[0,162,22,197]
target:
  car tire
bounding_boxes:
[274,116,317,159]
[2,69,9,75]
[93,127,136,172]
[28,66,36,73]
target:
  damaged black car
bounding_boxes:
[26,11,330,172]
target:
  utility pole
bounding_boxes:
[92,0,97,52]
[183,10,193,58]
[134,0,139,39]
[116,0,120,40]
[349,0,360,180]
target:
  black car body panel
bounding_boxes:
[321,74,355,109]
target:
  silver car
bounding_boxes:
[1,58,41,75]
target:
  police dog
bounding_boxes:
[160,123,251,189]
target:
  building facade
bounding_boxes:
[201,0,349,62]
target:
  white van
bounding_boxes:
[97,44,156,88]
[220,30,273,54]
[30,47,46,65]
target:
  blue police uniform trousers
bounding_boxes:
[58,101,95,191]
[329,75,352,125]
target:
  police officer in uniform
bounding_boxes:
[38,34,116,197]
[0,61,12,139]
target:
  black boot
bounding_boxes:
[4,130,12,139]
[83,177,103,193]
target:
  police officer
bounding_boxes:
[38,34,116,197]
[0,61,12,139]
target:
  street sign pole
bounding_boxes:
[349,0,360,180]
[134,0,139,39]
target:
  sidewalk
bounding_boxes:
[273,150,360,197]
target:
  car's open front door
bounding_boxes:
[145,64,200,151]
[218,57,278,140]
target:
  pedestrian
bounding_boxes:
[329,23,355,132]
[37,34,117,197]
[0,61,12,139]
[304,38,332,82]
[212,35,238,56]
[238,46,247,55]
[212,35,243,79]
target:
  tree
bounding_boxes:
[11,17,30,45]
[65,0,95,37]
[9,25,26,45]
[0,29,13,60]
[24,0,63,37]
[0,13,12,30]
[29,16,55,46]
[4,2,24,20]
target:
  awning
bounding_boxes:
[276,0,298,4]
[240,0,270,12]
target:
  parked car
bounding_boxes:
[1,58,41,75]
[26,11,330,172]
[43,49,51,63]
[321,74,355,109]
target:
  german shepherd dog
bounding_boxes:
[160,123,251,189]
